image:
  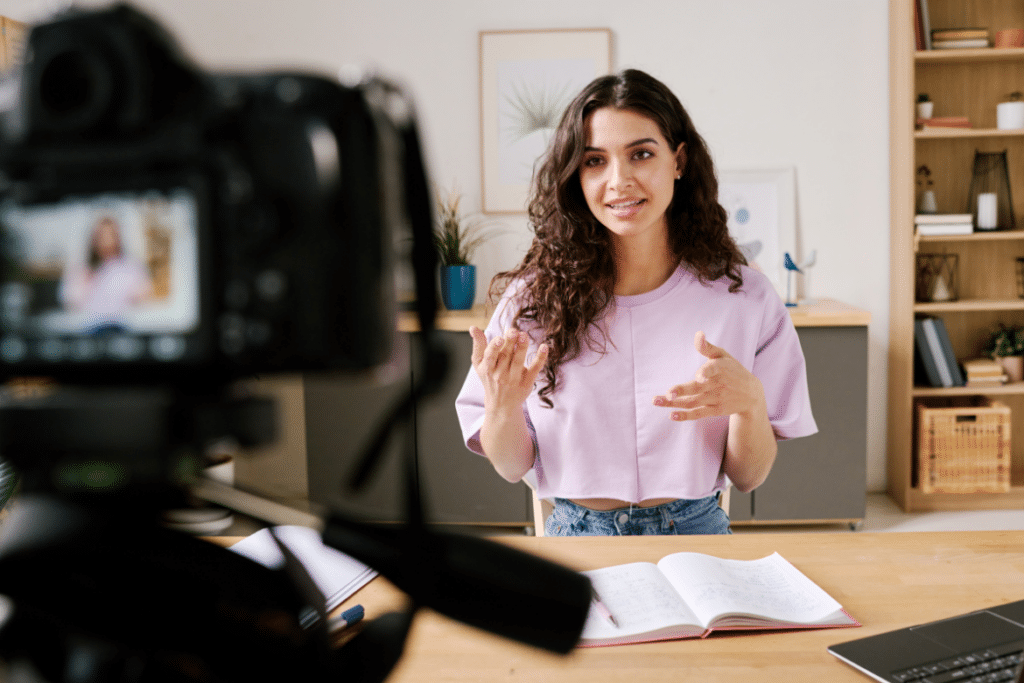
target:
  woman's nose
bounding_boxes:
[607,159,634,191]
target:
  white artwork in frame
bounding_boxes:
[480,28,612,214]
[718,168,796,298]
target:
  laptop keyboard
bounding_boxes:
[891,640,1024,683]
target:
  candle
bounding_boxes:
[978,192,998,230]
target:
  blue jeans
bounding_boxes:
[543,496,732,536]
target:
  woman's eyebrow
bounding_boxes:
[583,137,660,153]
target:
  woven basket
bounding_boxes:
[916,399,1011,494]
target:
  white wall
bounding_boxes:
[4,0,893,491]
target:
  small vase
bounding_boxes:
[998,355,1024,383]
[440,264,476,310]
[917,190,937,214]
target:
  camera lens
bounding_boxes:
[35,46,113,132]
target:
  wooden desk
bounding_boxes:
[310,531,1024,682]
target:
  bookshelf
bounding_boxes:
[889,0,1024,512]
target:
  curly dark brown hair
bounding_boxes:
[490,69,746,407]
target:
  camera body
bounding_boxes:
[0,4,399,386]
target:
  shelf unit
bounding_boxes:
[889,0,1024,512]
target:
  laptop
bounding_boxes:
[828,599,1024,683]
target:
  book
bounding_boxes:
[932,317,965,386]
[963,357,1005,377]
[932,28,988,41]
[917,0,932,50]
[916,223,973,236]
[915,213,973,224]
[229,525,377,627]
[914,317,964,388]
[933,39,990,49]
[578,551,859,647]
[917,116,971,129]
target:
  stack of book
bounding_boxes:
[915,213,973,236]
[963,357,1009,388]
[917,115,971,130]
[931,28,990,49]
[914,317,965,388]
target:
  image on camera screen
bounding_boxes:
[0,188,200,365]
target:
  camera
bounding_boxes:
[0,6,590,681]
[0,3,399,386]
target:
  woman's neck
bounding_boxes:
[611,234,678,296]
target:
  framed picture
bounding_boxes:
[479,28,612,214]
[718,167,797,297]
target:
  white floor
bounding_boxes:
[733,492,1024,534]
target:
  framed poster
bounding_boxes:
[718,167,797,297]
[480,28,612,214]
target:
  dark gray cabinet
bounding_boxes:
[728,325,868,526]
[304,332,533,525]
[306,316,868,529]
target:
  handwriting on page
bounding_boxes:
[659,552,841,625]
[582,562,700,635]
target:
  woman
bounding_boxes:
[60,215,152,332]
[455,69,816,536]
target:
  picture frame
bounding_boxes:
[479,28,612,214]
[717,167,797,298]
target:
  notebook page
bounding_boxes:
[657,552,842,626]
[581,562,703,640]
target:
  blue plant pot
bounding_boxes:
[440,265,476,310]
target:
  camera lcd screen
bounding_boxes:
[0,188,201,367]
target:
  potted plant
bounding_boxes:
[987,323,1024,382]
[917,93,933,121]
[433,187,497,310]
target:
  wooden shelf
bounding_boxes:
[913,381,1024,398]
[916,127,1024,139]
[889,0,1024,514]
[917,230,1024,243]
[916,46,1024,63]
[913,298,1024,313]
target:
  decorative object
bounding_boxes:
[915,253,958,302]
[479,28,612,213]
[966,150,1015,231]
[917,93,934,120]
[433,187,498,310]
[718,167,797,300]
[995,29,1024,48]
[997,92,1024,130]
[916,164,937,214]
[987,324,1024,383]
[783,251,817,307]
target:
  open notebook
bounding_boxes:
[228,525,377,627]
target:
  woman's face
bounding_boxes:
[93,219,122,261]
[578,107,684,247]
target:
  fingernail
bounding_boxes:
[672,412,684,421]
[494,336,504,347]
[653,397,665,406]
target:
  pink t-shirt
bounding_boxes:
[455,264,817,503]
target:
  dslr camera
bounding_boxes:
[0,2,407,387]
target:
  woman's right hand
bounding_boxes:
[469,325,548,413]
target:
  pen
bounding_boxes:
[328,604,365,632]
[591,589,618,628]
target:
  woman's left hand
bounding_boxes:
[653,331,765,421]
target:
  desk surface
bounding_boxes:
[311,531,1023,683]
[399,297,871,332]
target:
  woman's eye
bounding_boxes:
[634,149,653,160]
[582,156,603,168]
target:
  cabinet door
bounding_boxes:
[304,335,413,521]
[732,326,868,522]
[414,332,533,526]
